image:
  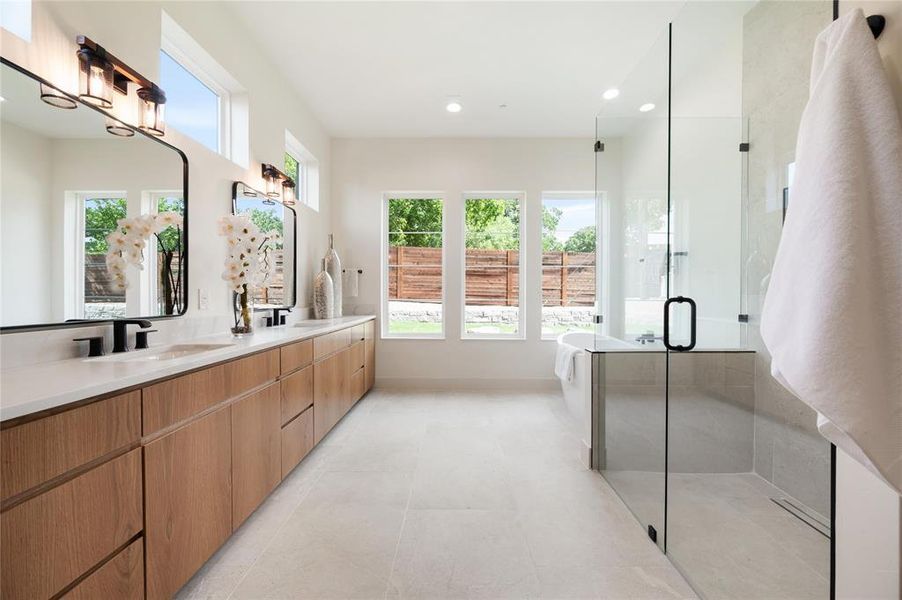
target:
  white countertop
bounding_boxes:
[0,316,375,422]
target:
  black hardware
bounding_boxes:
[647,525,657,543]
[738,314,749,323]
[74,336,105,357]
[594,141,604,152]
[672,251,688,257]
[593,315,604,324]
[867,14,885,39]
[267,307,292,327]
[112,319,153,353]
[135,329,158,350]
[663,296,697,352]
[739,142,750,152]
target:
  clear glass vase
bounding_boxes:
[231,285,255,337]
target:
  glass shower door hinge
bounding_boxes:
[739,142,750,152]
[738,314,749,323]
[595,141,604,152]
[594,315,604,324]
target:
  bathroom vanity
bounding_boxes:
[0,316,376,599]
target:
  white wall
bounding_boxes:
[1,0,332,364]
[835,1,902,597]
[331,137,607,387]
[0,122,53,324]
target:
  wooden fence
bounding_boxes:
[388,246,595,306]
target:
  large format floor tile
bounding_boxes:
[176,389,694,600]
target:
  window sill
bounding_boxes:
[460,335,526,342]
[381,334,446,341]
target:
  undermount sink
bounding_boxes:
[90,343,235,363]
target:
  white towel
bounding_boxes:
[554,343,579,382]
[761,9,902,495]
[342,268,360,298]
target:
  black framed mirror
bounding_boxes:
[0,58,189,332]
[231,181,297,311]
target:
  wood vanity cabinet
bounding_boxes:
[0,318,375,600]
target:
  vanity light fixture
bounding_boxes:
[105,117,134,137]
[39,83,78,109]
[282,179,297,206]
[262,163,286,199]
[602,88,620,100]
[639,103,655,112]
[76,46,114,108]
[137,85,166,137]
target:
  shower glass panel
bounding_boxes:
[594,25,670,551]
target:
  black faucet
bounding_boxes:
[267,307,291,327]
[112,319,153,353]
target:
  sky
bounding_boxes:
[543,196,595,243]
[160,50,219,152]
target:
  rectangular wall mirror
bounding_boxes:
[0,59,189,331]
[232,181,296,310]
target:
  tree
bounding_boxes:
[542,205,563,251]
[241,207,284,240]
[388,198,443,247]
[84,198,127,253]
[465,198,519,250]
[564,226,596,252]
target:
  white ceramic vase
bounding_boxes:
[313,260,334,319]
[324,234,342,317]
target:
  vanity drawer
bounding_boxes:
[313,328,352,361]
[1,391,141,503]
[350,367,366,405]
[280,339,313,375]
[143,349,279,434]
[281,407,314,478]
[1,449,143,600]
[350,324,366,343]
[281,364,313,425]
[63,537,143,600]
[349,340,366,372]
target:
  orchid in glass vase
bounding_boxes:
[104,212,184,314]
[218,214,281,336]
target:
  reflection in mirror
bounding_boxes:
[232,181,296,310]
[0,60,188,329]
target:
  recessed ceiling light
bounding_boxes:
[639,103,655,112]
[602,88,620,100]
[446,97,462,113]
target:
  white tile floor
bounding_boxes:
[176,389,696,600]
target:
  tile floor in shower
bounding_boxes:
[603,470,830,599]
[176,389,697,599]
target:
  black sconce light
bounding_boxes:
[39,83,77,109]
[261,163,296,205]
[40,36,167,138]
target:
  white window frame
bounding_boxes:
[285,129,320,211]
[0,0,31,42]
[66,191,127,320]
[381,192,446,340]
[460,191,526,341]
[539,191,600,340]
[161,11,248,166]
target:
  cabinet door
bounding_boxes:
[145,406,232,600]
[232,383,281,529]
[313,348,349,444]
[364,321,376,392]
[281,407,314,479]
[63,537,143,600]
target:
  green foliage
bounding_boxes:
[240,207,284,239]
[465,198,519,250]
[84,198,127,253]
[564,226,597,252]
[387,198,443,247]
[542,205,563,251]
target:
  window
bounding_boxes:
[0,0,31,42]
[285,130,319,211]
[462,193,525,338]
[160,11,248,165]
[541,192,597,338]
[623,193,669,339]
[160,50,221,153]
[143,192,184,315]
[383,194,445,338]
[80,194,127,319]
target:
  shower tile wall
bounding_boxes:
[742,0,833,518]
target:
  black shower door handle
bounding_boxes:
[663,296,696,352]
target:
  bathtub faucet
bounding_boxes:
[635,332,662,345]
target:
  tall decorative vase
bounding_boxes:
[231,284,255,336]
[324,234,342,317]
[313,259,334,319]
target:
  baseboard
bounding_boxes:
[375,376,560,392]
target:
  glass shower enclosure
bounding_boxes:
[591,2,833,598]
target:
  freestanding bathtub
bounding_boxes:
[556,331,636,467]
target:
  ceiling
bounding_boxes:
[228,1,693,138]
